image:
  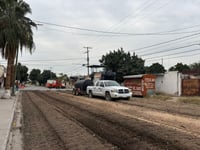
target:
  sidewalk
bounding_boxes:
[0,90,17,150]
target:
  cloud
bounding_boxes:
[19,0,200,75]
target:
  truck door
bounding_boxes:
[93,81,100,96]
[98,82,105,96]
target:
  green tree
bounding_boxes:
[0,0,37,97]
[99,48,145,83]
[29,69,41,84]
[40,70,56,85]
[146,63,166,74]
[16,63,28,83]
[169,63,190,72]
[190,62,200,70]
[58,73,69,82]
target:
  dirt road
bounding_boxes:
[21,91,200,150]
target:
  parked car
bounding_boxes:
[46,80,65,88]
[87,80,132,100]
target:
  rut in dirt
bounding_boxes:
[22,92,67,150]
[33,90,200,150]
[22,91,115,150]
[21,90,200,150]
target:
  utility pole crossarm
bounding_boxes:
[83,46,92,76]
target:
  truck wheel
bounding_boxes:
[73,89,78,96]
[88,91,93,98]
[72,89,76,95]
[105,92,112,101]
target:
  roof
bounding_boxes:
[123,74,156,79]
[124,75,143,79]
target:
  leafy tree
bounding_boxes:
[145,63,166,74]
[16,63,28,83]
[58,73,69,82]
[0,0,37,97]
[99,48,145,83]
[169,63,190,72]
[190,62,200,70]
[39,70,56,85]
[29,69,41,84]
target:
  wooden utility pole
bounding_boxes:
[83,46,92,76]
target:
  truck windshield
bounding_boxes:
[104,81,120,87]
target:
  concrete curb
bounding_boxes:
[6,92,23,150]
[2,93,19,150]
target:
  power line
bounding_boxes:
[135,36,200,54]
[166,52,200,60]
[35,20,200,36]
[133,32,200,52]
[17,57,84,62]
[158,24,200,34]
[145,48,200,60]
[140,43,199,56]
[146,51,200,62]
[109,0,158,31]
[85,0,158,43]
[114,0,171,33]
[39,26,200,36]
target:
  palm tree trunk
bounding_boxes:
[10,58,15,87]
[3,56,14,98]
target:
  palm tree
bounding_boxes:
[0,0,36,98]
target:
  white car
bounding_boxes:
[87,80,132,100]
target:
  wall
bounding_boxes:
[155,71,181,96]
[182,79,200,96]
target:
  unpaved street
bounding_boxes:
[21,90,200,150]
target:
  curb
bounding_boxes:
[2,93,19,150]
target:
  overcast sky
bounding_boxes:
[3,0,200,76]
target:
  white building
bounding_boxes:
[155,71,182,96]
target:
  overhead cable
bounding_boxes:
[145,48,200,60]
[35,20,200,36]
[140,43,199,56]
[132,32,200,52]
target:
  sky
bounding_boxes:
[2,0,200,76]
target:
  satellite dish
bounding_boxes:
[0,65,5,78]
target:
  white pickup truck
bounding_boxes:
[86,80,132,100]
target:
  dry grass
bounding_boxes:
[146,93,200,105]
[147,93,172,101]
[178,97,200,105]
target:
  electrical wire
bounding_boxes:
[133,32,200,52]
[145,48,200,60]
[146,51,200,62]
[18,57,84,62]
[140,43,199,56]
[136,36,200,55]
[35,20,200,36]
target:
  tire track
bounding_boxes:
[35,91,199,150]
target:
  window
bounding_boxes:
[104,81,120,86]
[96,81,100,86]
[100,82,104,87]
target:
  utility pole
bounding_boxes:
[50,67,52,79]
[83,46,92,76]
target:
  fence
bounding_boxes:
[182,79,200,96]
